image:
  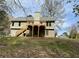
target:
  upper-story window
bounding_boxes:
[49,22,51,26]
[46,22,49,26]
[46,21,51,26]
[19,22,21,26]
[52,21,55,23]
[12,22,14,26]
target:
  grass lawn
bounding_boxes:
[0,37,79,58]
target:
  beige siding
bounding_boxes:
[11,22,21,28]
[34,21,40,25]
[10,30,17,36]
[10,14,55,37]
[11,22,28,29]
[21,22,27,28]
[46,23,55,29]
[41,22,46,26]
[49,30,55,37]
[45,30,55,37]
[34,12,41,20]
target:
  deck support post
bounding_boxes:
[38,26,39,37]
[32,26,34,37]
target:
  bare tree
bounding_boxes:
[0,0,28,36]
[64,0,79,16]
[0,0,22,35]
[69,25,77,39]
[0,0,10,36]
[5,0,27,16]
[41,0,64,32]
[41,0,64,18]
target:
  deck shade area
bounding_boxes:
[27,25,45,37]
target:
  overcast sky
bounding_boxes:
[6,0,79,35]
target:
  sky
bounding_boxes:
[7,0,44,17]
[58,2,79,35]
[6,0,79,35]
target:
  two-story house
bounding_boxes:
[10,12,56,37]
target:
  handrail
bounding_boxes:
[16,29,26,37]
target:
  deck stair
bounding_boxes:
[16,29,26,37]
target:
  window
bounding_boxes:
[19,22,21,26]
[46,22,49,26]
[46,22,51,26]
[49,22,51,26]
[12,22,14,26]
[52,21,55,23]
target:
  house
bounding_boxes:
[10,12,56,37]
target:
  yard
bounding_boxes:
[0,37,79,58]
